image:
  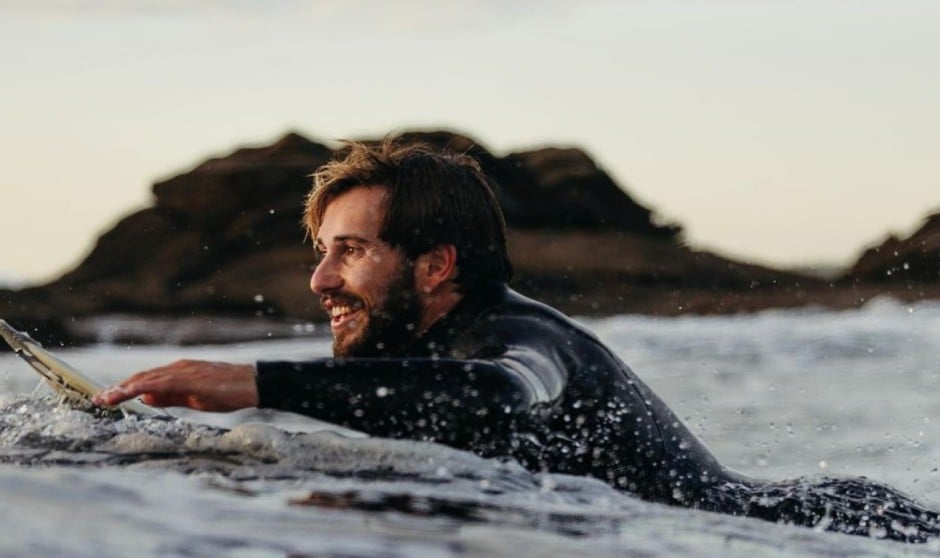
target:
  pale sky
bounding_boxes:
[1,0,938,285]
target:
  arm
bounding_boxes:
[92,360,258,411]
[92,314,568,454]
[255,357,541,452]
[91,354,553,454]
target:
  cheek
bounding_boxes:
[347,256,407,304]
[340,270,383,308]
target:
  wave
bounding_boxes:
[2,395,937,556]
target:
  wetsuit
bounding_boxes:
[256,285,940,542]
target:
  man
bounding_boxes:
[95,139,939,542]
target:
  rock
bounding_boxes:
[0,130,825,347]
[385,131,679,236]
[847,211,940,284]
[504,147,679,235]
[54,132,332,319]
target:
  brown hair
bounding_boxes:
[305,137,512,293]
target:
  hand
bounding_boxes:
[92,359,259,412]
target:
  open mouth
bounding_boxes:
[328,301,365,331]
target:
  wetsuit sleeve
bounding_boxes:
[254,357,540,454]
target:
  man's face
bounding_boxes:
[310,186,421,357]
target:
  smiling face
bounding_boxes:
[310,186,421,357]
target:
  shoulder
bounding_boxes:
[457,286,605,359]
[425,285,607,362]
[490,287,602,343]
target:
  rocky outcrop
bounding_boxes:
[370,131,680,236]
[0,130,831,346]
[54,132,329,318]
[846,211,940,284]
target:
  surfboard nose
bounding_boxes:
[0,318,31,352]
[1,317,166,417]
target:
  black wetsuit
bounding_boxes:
[256,285,940,542]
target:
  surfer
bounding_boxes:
[95,138,940,542]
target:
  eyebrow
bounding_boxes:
[315,234,375,247]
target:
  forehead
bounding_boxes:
[317,186,386,240]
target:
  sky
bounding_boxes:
[1,0,938,285]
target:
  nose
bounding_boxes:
[310,255,342,294]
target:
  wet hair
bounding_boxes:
[305,137,512,294]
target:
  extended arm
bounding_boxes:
[255,357,541,453]
[92,354,551,455]
[93,360,259,411]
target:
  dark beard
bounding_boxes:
[333,265,421,358]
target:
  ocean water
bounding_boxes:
[2,298,940,557]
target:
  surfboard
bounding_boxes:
[0,318,160,416]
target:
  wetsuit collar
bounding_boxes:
[404,284,507,358]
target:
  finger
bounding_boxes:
[92,385,135,406]
[93,371,183,406]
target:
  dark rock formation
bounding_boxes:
[846,211,940,284]
[389,131,680,236]
[29,132,330,320]
[1,130,826,346]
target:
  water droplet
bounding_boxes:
[539,476,557,492]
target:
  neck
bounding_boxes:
[416,287,464,336]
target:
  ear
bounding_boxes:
[414,244,459,294]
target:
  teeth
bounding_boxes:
[330,305,356,318]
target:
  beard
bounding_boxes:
[331,264,422,358]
